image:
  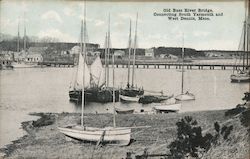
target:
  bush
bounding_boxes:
[225,105,246,117]
[240,109,250,128]
[242,92,250,102]
[168,117,233,159]
[168,116,213,158]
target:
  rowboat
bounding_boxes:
[153,103,181,113]
[115,108,134,114]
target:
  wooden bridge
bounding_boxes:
[38,61,249,70]
[38,61,74,67]
[117,62,249,70]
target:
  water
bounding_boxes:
[0,66,248,148]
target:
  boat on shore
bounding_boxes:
[115,108,135,114]
[59,7,132,145]
[153,103,181,113]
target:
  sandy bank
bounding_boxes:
[1,110,248,159]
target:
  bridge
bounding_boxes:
[38,61,249,70]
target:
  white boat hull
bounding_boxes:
[153,103,181,113]
[12,62,38,68]
[120,95,140,102]
[175,93,195,101]
[58,126,131,146]
[230,74,250,83]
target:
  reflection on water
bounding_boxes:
[0,66,248,148]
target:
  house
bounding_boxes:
[26,53,43,62]
[145,48,154,57]
[70,45,80,54]
[25,47,46,62]
[114,50,125,58]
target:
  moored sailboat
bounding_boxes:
[175,34,195,101]
[120,14,144,102]
[230,0,250,83]
[69,16,119,103]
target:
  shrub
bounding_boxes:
[225,106,246,117]
[240,109,250,128]
[168,116,213,158]
[168,117,233,159]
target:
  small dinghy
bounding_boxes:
[115,108,135,114]
[153,103,181,113]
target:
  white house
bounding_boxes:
[145,48,154,57]
[114,50,125,58]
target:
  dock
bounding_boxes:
[38,61,249,70]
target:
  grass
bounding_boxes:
[0,109,248,159]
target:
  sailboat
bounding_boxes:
[59,6,131,145]
[120,14,144,102]
[96,16,120,103]
[175,35,195,101]
[12,16,37,68]
[69,21,99,103]
[69,16,119,103]
[230,0,250,83]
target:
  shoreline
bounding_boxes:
[1,109,248,158]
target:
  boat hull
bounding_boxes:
[230,74,250,83]
[12,62,38,68]
[115,108,134,114]
[120,87,144,97]
[175,93,195,101]
[58,126,131,146]
[120,95,140,102]
[69,88,119,103]
[138,95,172,104]
[153,103,181,113]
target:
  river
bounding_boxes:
[0,66,248,148]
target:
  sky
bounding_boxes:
[0,0,247,50]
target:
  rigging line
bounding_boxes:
[127,19,132,86]
[132,13,138,87]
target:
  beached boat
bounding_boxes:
[59,7,131,145]
[120,15,144,102]
[175,34,195,101]
[230,3,250,83]
[115,108,135,114]
[153,103,181,113]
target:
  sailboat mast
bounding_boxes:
[104,33,108,87]
[132,13,138,87]
[181,34,184,94]
[107,14,111,87]
[112,54,116,128]
[127,20,132,87]
[246,0,249,68]
[81,1,87,127]
[17,19,20,52]
[24,15,27,53]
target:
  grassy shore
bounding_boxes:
[1,110,249,159]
